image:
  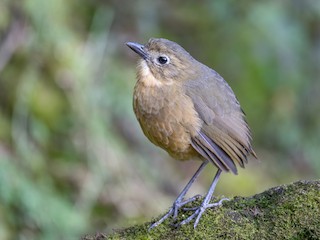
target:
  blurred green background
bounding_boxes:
[1,0,320,239]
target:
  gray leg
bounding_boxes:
[149,160,209,230]
[178,168,228,228]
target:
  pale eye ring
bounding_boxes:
[157,55,169,65]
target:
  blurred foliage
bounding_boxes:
[0,0,320,239]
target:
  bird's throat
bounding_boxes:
[137,60,164,87]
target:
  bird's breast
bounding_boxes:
[133,77,202,160]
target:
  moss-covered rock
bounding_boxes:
[83,180,320,239]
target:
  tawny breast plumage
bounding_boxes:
[133,76,202,160]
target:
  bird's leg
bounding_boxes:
[149,160,208,230]
[178,168,229,228]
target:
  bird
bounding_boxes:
[126,38,256,229]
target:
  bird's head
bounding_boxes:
[126,38,200,85]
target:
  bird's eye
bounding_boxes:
[157,56,169,65]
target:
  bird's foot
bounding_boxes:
[177,197,229,229]
[148,194,202,230]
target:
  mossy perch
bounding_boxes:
[83,180,320,239]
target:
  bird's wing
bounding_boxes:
[184,69,255,174]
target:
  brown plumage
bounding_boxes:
[126,38,256,229]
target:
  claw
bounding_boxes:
[193,198,228,228]
[175,194,201,216]
[148,195,202,230]
[180,197,229,228]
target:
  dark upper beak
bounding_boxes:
[126,42,148,59]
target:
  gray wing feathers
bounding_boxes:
[184,69,254,173]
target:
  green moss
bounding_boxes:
[83,180,320,239]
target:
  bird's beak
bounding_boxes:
[126,42,148,59]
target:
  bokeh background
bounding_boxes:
[1,0,320,239]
